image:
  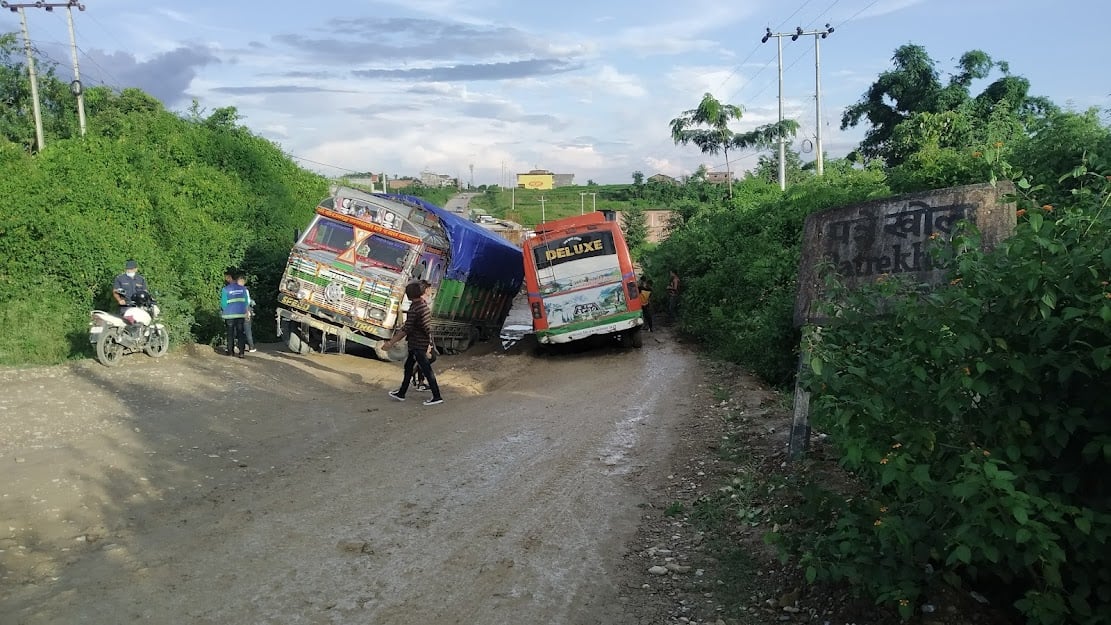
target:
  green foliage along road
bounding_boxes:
[0,38,328,364]
[639,42,1111,625]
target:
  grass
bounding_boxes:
[478,185,640,227]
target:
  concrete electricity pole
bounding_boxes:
[4,0,89,147]
[760,27,789,191]
[790,24,834,176]
[538,195,546,224]
[579,192,586,215]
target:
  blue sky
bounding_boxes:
[5,0,1108,184]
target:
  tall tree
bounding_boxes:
[670,92,798,198]
[841,44,1055,165]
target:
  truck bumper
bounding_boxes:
[277,307,392,360]
[537,314,643,345]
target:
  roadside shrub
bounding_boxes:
[646,166,890,385]
[782,168,1111,624]
[0,93,327,365]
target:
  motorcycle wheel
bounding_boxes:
[95,327,126,367]
[144,327,170,358]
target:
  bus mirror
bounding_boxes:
[293,228,301,243]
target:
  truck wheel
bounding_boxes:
[285,324,312,355]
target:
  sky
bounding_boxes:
[5,0,1109,185]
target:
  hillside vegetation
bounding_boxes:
[0,36,328,364]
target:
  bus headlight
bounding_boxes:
[297,288,311,300]
[367,307,387,321]
[283,277,301,293]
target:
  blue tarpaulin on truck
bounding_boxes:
[377,194,524,291]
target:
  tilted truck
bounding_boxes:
[276,187,524,358]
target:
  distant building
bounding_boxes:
[648,173,678,185]
[345,174,381,192]
[388,178,417,190]
[517,169,554,190]
[420,171,458,188]
[616,209,676,244]
[706,171,734,185]
[552,173,575,188]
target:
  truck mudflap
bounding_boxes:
[277,307,391,360]
[536,312,644,345]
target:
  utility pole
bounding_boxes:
[589,192,596,212]
[5,0,89,146]
[7,3,45,151]
[788,24,834,176]
[761,27,788,191]
[65,1,86,137]
[538,195,546,224]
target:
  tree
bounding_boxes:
[753,145,806,185]
[621,205,648,252]
[670,92,798,198]
[841,44,1055,165]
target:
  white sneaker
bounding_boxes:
[388,390,405,401]
[423,398,443,406]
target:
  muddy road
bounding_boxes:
[1,333,695,624]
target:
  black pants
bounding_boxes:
[642,304,653,331]
[225,318,247,355]
[398,348,441,400]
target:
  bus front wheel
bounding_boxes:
[625,327,644,349]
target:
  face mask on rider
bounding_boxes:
[126,271,136,278]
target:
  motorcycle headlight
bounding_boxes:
[283,277,301,293]
[151,305,161,317]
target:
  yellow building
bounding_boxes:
[516,169,554,190]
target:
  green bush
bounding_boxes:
[645,164,890,385]
[0,91,327,365]
[780,168,1111,624]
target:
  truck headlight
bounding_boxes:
[368,308,387,320]
[283,278,301,293]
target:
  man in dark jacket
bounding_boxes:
[383,280,443,405]
[220,268,251,358]
[112,259,149,314]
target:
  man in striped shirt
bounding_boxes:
[383,281,444,405]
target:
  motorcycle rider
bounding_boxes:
[112,259,149,314]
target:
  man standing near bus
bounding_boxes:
[667,269,681,323]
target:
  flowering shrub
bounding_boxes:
[780,165,1111,623]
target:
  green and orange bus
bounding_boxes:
[522,212,644,348]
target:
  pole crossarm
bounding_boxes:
[760,24,834,183]
[3,1,85,10]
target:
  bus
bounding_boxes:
[522,211,644,348]
[276,187,523,358]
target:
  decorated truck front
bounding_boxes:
[277,188,522,357]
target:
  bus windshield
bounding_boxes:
[531,230,621,295]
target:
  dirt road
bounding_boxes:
[0,334,696,624]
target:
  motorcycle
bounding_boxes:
[88,291,170,366]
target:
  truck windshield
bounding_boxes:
[302,217,354,253]
[356,235,409,271]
